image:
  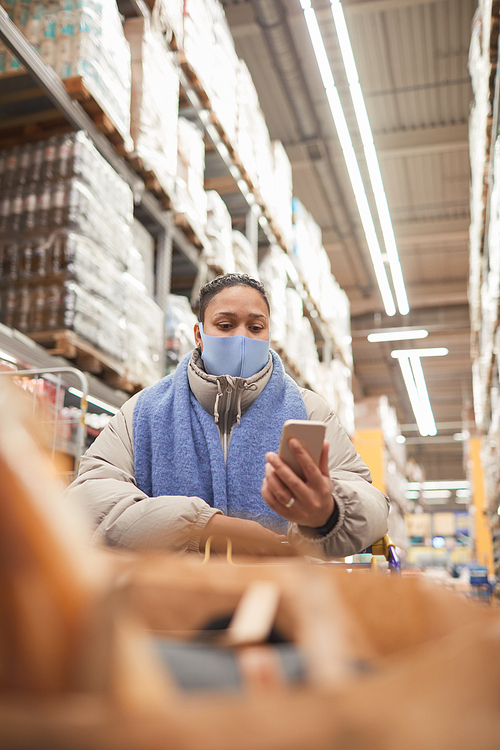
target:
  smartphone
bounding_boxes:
[278,420,326,480]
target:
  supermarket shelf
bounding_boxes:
[176,53,290,255]
[117,0,343,359]
[170,41,349,365]
[119,0,347,369]
[0,6,202,269]
[0,1,352,411]
[0,321,129,409]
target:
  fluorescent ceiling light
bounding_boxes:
[0,349,17,364]
[409,355,436,434]
[330,0,409,315]
[397,355,436,436]
[367,329,428,343]
[423,490,452,500]
[407,481,470,491]
[395,434,406,443]
[405,490,421,499]
[456,489,471,498]
[300,0,396,316]
[68,387,119,414]
[391,347,449,358]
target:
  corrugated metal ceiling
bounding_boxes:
[223,0,477,482]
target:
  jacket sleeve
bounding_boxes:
[64,393,221,554]
[287,390,390,558]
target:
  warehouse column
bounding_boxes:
[468,436,494,574]
[155,213,174,313]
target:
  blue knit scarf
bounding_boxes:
[132,350,308,533]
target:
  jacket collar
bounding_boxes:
[187,347,273,423]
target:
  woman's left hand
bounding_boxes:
[261,438,335,527]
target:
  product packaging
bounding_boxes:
[124,16,179,199]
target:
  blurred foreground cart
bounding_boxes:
[0,365,88,480]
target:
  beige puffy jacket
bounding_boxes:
[66,350,389,557]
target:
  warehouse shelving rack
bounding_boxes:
[0,0,351,397]
[115,0,347,369]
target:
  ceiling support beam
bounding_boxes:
[375,124,469,159]
[327,0,443,15]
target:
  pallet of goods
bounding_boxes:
[0,130,164,391]
[0,0,133,152]
[124,15,180,210]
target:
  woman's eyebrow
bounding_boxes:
[213,312,267,319]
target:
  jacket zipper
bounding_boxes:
[222,388,232,463]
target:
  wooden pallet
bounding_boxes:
[127,155,172,210]
[0,71,129,156]
[26,329,139,393]
[63,76,129,156]
[178,51,211,109]
[173,212,204,249]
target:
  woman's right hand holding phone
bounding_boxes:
[261,438,335,528]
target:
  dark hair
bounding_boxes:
[198,274,270,323]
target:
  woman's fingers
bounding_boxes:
[261,476,299,520]
[287,438,330,486]
[262,441,335,527]
[319,440,330,475]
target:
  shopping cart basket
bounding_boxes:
[0,366,88,481]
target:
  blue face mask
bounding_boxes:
[198,322,270,378]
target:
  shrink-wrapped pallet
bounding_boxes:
[124,16,179,199]
[165,293,198,373]
[204,190,235,273]
[296,315,320,390]
[292,198,324,284]
[468,0,494,336]
[331,358,355,437]
[235,60,260,189]
[176,117,207,233]
[271,142,293,250]
[0,0,133,151]
[253,108,275,211]
[232,230,259,278]
[123,273,165,386]
[258,245,289,348]
[183,0,238,145]
[130,219,156,297]
[320,273,352,369]
[0,132,163,384]
[153,0,183,47]
[284,286,304,367]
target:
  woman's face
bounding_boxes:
[194,285,270,348]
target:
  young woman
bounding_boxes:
[67,274,389,558]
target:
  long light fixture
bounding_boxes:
[422,490,452,500]
[367,329,428,343]
[391,347,449,358]
[391,348,449,437]
[329,0,409,315]
[300,0,397,316]
[0,349,16,364]
[68,387,119,414]
[407,481,470,491]
[396,354,436,436]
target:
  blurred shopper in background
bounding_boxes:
[66,274,389,557]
